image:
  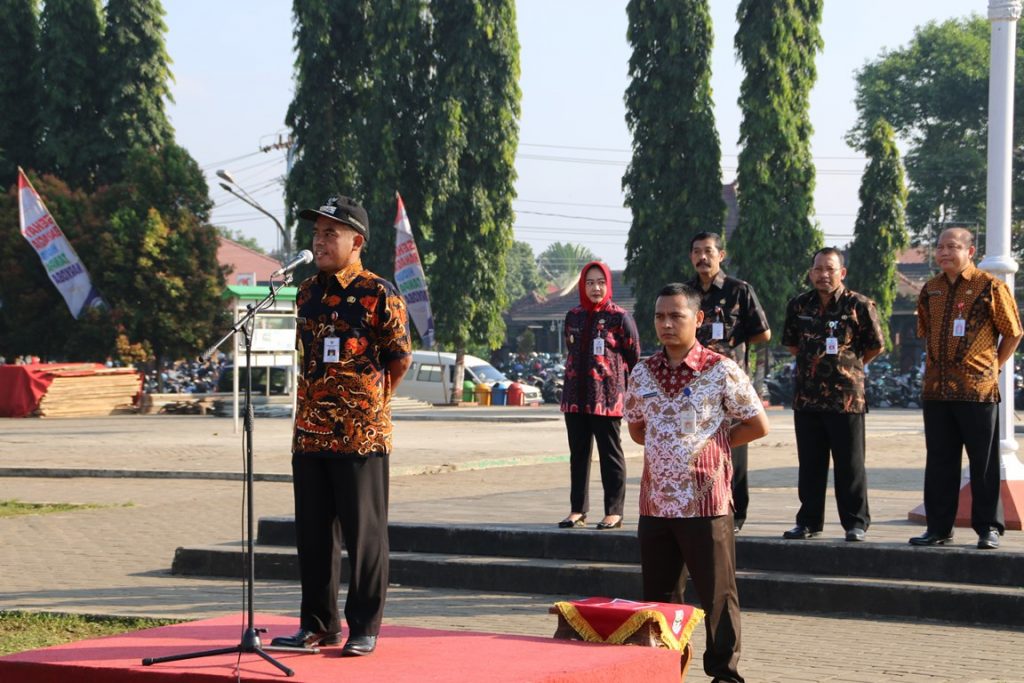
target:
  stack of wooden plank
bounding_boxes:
[35,364,142,417]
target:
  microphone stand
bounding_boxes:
[143,275,313,677]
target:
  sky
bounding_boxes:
[164,0,986,270]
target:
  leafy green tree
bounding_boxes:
[845,119,909,346]
[622,0,725,343]
[505,241,543,303]
[38,0,105,189]
[0,0,42,181]
[424,0,521,357]
[537,241,597,290]
[101,144,226,364]
[100,0,174,182]
[848,16,1023,248]
[730,0,824,335]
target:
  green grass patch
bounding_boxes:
[0,611,181,656]
[0,499,132,518]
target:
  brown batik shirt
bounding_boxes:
[293,260,411,457]
[917,263,1022,403]
[781,286,884,414]
[686,270,770,371]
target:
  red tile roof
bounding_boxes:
[217,237,283,286]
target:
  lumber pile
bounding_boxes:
[34,364,142,417]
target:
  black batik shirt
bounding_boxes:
[781,287,884,414]
[686,271,770,371]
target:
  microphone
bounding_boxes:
[271,249,313,278]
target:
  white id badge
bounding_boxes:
[323,336,340,363]
[711,322,725,340]
[953,318,966,337]
[680,406,697,435]
[825,337,839,355]
[592,337,605,356]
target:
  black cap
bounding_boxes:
[299,195,370,241]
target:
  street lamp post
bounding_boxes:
[216,169,292,260]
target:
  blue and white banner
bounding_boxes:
[393,193,435,348]
[18,168,105,319]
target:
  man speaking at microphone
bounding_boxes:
[271,194,411,656]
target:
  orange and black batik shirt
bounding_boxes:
[917,263,1022,403]
[293,260,411,457]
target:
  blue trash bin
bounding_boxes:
[491,381,510,406]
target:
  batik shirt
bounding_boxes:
[781,287,884,414]
[293,260,411,457]
[561,302,641,417]
[686,271,769,371]
[917,263,1022,403]
[624,345,762,519]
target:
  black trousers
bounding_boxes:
[731,444,749,527]
[639,514,743,683]
[291,454,389,637]
[564,413,626,516]
[792,411,870,532]
[922,400,1004,536]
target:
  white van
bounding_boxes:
[398,351,542,405]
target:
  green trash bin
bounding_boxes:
[462,380,476,402]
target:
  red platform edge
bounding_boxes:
[907,479,1024,531]
[0,613,684,683]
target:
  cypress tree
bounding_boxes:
[845,119,908,345]
[100,0,174,182]
[285,0,366,264]
[38,0,106,189]
[0,0,42,181]
[425,0,521,354]
[730,0,824,335]
[622,0,725,343]
[355,0,432,279]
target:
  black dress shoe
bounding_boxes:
[977,530,1001,550]
[270,628,342,648]
[845,528,866,542]
[558,514,586,529]
[908,531,953,546]
[782,524,821,540]
[596,516,622,530]
[341,635,377,657]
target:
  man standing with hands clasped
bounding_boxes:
[686,232,770,532]
[910,227,1022,550]
[625,283,769,683]
[271,195,411,656]
[781,247,884,542]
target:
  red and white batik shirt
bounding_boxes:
[624,344,761,518]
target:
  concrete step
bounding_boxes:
[170,543,1024,628]
[255,518,1024,589]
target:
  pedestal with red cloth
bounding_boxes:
[550,597,705,681]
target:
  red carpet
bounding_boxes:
[0,613,683,682]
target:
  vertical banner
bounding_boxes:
[393,192,435,348]
[17,168,105,319]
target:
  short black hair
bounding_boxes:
[656,282,701,312]
[813,246,845,266]
[689,231,723,251]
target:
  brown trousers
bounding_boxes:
[638,514,743,683]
